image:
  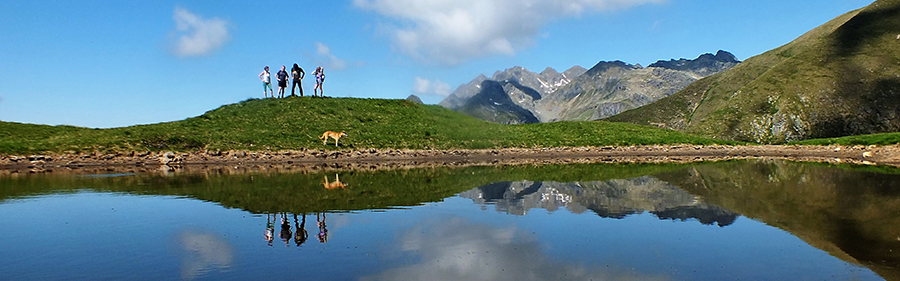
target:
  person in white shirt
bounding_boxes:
[259,66,273,98]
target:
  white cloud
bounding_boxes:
[313,42,348,70]
[413,77,451,96]
[354,0,664,65]
[171,7,230,57]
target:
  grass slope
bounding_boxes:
[0,97,731,154]
[611,0,900,144]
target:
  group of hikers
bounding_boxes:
[259,64,325,98]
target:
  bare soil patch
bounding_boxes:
[2,144,899,175]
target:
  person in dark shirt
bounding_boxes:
[276,65,289,98]
[291,63,305,97]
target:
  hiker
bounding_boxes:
[291,63,305,97]
[313,66,325,97]
[276,65,289,98]
[259,66,273,98]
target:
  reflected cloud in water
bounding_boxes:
[362,217,671,281]
[178,230,234,280]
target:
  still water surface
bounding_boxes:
[1,160,898,280]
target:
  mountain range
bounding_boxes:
[610,0,900,143]
[440,51,740,124]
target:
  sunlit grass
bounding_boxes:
[0,97,736,154]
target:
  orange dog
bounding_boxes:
[318,131,347,146]
[323,174,347,190]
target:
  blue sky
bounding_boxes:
[0,0,874,128]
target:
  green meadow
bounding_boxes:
[0,97,736,154]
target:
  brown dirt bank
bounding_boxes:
[2,144,900,175]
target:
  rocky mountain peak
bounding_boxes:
[584,60,637,77]
[715,50,739,62]
[540,67,559,77]
[563,66,587,79]
[648,50,741,76]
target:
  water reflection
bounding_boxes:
[362,217,671,281]
[322,174,347,190]
[267,213,315,247]
[0,160,898,280]
[294,213,309,246]
[178,230,233,280]
[461,176,738,226]
[279,213,293,246]
[265,214,275,246]
[316,213,329,243]
[654,161,900,280]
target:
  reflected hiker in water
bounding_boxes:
[279,213,292,247]
[294,213,308,247]
[264,213,275,246]
[323,174,346,190]
[317,213,328,243]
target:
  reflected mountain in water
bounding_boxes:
[460,176,739,226]
[656,160,900,281]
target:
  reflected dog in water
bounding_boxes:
[323,174,347,190]
[318,131,347,146]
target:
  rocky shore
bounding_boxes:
[1,144,899,175]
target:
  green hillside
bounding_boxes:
[610,0,900,144]
[0,97,730,154]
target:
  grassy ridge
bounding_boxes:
[0,97,733,154]
[611,0,900,143]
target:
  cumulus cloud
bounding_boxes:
[313,42,348,70]
[354,0,664,65]
[361,217,671,281]
[413,77,451,96]
[171,7,230,57]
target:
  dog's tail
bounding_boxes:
[318,133,325,139]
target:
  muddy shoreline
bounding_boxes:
[2,144,899,175]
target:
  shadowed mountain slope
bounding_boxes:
[610,0,900,143]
